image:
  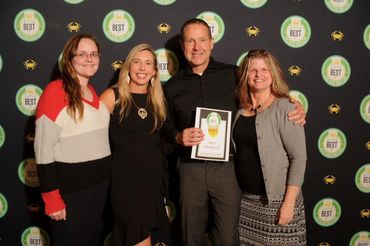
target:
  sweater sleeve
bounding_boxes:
[278,100,307,187]
[34,80,66,214]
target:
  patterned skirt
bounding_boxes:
[239,192,306,246]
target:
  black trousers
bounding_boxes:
[178,161,241,246]
[50,179,109,246]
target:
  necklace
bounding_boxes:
[131,96,148,119]
[250,94,272,114]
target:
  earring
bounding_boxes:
[150,77,154,87]
[126,74,130,84]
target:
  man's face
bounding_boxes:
[181,23,214,74]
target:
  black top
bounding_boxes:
[162,58,238,160]
[233,114,266,195]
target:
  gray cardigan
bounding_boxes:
[232,98,307,203]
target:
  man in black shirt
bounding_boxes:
[162,18,305,246]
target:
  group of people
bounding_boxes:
[34,18,307,246]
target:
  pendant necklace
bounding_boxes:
[250,94,272,114]
[132,96,148,119]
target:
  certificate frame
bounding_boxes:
[191,107,232,162]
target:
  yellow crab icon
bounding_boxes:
[27,203,40,213]
[111,60,123,71]
[23,59,37,70]
[360,208,370,218]
[323,175,336,184]
[288,65,302,76]
[328,104,341,114]
[67,22,81,32]
[25,133,35,143]
[157,23,171,34]
[319,243,331,246]
[365,141,370,150]
[331,30,344,41]
[246,26,260,37]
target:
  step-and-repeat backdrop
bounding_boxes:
[0,0,369,245]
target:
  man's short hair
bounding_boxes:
[180,18,212,41]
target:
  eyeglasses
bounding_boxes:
[74,52,100,59]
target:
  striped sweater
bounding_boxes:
[34,80,111,214]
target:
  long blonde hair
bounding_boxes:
[115,43,166,131]
[236,49,290,108]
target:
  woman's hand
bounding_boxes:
[277,201,294,225]
[49,208,66,221]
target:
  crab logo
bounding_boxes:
[27,203,40,213]
[67,21,81,32]
[288,65,302,76]
[111,60,123,71]
[23,59,37,70]
[246,26,260,36]
[157,23,171,34]
[365,141,370,150]
[328,104,341,114]
[323,175,336,185]
[318,242,331,246]
[331,30,344,41]
[360,208,370,218]
[25,133,35,143]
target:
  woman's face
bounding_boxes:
[72,38,100,82]
[128,50,156,91]
[247,57,273,93]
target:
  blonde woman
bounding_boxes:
[232,49,307,245]
[100,44,169,246]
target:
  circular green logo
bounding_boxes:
[0,125,5,149]
[324,0,353,14]
[318,128,346,159]
[281,15,311,48]
[16,84,43,116]
[313,198,341,227]
[355,164,370,193]
[0,54,3,72]
[321,55,351,87]
[0,193,8,218]
[289,90,309,113]
[64,0,85,4]
[240,0,268,8]
[21,226,50,246]
[360,94,370,124]
[153,0,176,5]
[102,9,135,43]
[236,51,248,66]
[18,158,39,188]
[197,11,225,43]
[364,24,370,50]
[14,9,46,42]
[350,231,370,246]
[155,48,179,83]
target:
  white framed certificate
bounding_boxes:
[191,107,232,162]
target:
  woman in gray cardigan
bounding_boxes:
[232,49,307,246]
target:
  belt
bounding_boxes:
[180,154,234,164]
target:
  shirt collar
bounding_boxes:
[183,57,215,76]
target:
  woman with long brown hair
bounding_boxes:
[232,49,307,245]
[34,34,111,246]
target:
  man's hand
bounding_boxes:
[176,127,205,147]
[288,100,306,126]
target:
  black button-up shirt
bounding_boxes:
[162,58,238,160]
